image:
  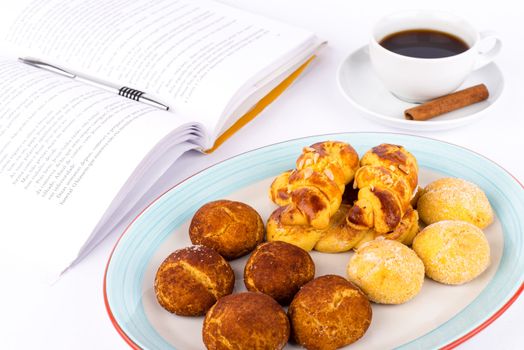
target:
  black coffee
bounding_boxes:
[379,29,469,58]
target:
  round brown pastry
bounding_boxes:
[244,241,315,304]
[417,177,494,228]
[347,239,425,304]
[189,200,265,260]
[412,220,490,285]
[154,245,234,316]
[288,275,372,349]
[203,292,290,350]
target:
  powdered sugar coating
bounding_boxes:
[346,238,425,304]
[412,220,490,285]
[417,177,493,228]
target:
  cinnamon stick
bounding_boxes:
[404,84,489,121]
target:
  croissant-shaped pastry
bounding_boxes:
[296,141,360,190]
[359,143,418,192]
[267,204,371,252]
[347,144,419,234]
[267,204,420,253]
[266,142,420,252]
[269,141,359,229]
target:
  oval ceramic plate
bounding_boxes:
[337,46,504,131]
[104,133,523,349]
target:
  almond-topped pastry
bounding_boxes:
[296,141,360,188]
[270,168,343,229]
[347,144,419,235]
[189,200,264,260]
[154,246,234,316]
[269,141,359,229]
[359,143,418,192]
[268,142,421,253]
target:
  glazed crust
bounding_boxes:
[288,275,372,350]
[347,144,419,234]
[202,292,290,350]
[244,241,315,304]
[266,204,371,253]
[268,141,359,229]
[360,143,418,192]
[189,200,265,260]
[154,246,234,316]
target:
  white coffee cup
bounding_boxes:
[369,10,502,103]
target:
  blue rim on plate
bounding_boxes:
[104,132,524,349]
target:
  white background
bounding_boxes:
[2,0,523,349]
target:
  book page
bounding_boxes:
[3,0,315,134]
[0,57,199,279]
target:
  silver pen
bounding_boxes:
[19,57,170,111]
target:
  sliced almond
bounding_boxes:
[324,168,334,181]
[303,168,314,179]
[398,164,410,174]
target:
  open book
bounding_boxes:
[0,0,323,279]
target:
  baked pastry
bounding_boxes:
[202,292,289,350]
[269,141,359,229]
[360,143,418,192]
[270,168,343,228]
[154,246,234,316]
[347,144,419,234]
[347,239,425,304]
[266,204,371,252]
[288,275,372,349]
[381,206,420,246]
[296,141,360,188]
[189,200,264,259]
[244,241,315,304]
[268,142,420,253]
[314,204,372,252]
[413,220,490,285]
[266,205,323,251]
[267,192,419,253]
[417,177,494,228]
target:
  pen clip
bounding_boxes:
[18,57,76,78]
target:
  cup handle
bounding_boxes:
[473,30,502,70]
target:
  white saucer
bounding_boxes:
[337,46,504,131]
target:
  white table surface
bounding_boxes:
[2,0,523,349]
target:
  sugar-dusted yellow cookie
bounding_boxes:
[417,177,493,228]
[347,239,424,304]
[412,220,490,285]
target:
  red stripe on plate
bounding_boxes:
[440,283,523,350]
